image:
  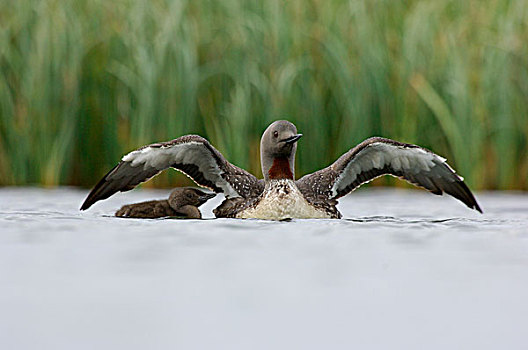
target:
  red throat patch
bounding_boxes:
[268,157,293,180]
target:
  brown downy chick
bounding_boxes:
[167,187,216,218]
[115,187,215,219]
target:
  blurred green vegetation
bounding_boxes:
[0,0,527,189]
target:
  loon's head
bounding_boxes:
[168,187,215,210]
[260,120,303,181]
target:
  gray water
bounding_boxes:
[1,187,527,350]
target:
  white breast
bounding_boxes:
[236,180,331,220]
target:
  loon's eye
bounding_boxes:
[273,131,278,138]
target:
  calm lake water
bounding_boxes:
[1,187,527,349]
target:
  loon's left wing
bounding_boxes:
[296,137,482,213]
[81,135,263,210]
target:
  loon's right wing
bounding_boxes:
[296,137,482,213]
[81,135,263,210]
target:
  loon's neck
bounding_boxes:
[267,157,294,180]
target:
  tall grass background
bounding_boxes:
[0,0,527,189]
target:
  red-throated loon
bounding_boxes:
[81,120,482,219]
[115,187,215,219]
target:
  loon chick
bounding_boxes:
[80,120,482,219]
[115,187,215,219]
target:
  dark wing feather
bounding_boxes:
[296,137,482,213]
[81,135,263,210]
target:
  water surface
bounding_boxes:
[1,187,527,349]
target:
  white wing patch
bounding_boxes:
[331,142,445,197]
[122,142,240,198]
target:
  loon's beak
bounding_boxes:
[281,134,303,144]
[199,192,216,205]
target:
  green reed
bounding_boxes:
[0,0,527,189]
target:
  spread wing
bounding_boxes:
[296,137,482,213]
[80,135,263,210]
